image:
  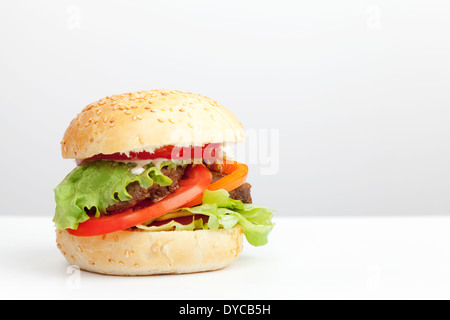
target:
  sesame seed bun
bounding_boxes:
[56,226,244,276]
[61,89,245,159]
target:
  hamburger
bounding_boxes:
[53,89,274,275]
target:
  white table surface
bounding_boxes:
[2,215,450,300]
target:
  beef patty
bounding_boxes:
[211,171,252,204]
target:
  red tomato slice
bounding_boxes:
[77,143,222,165]
[182,160,249,208]
[67,164,212,237]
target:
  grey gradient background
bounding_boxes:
[0,0,449,217]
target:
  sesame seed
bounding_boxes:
[157,118,164,123]
[125,250,134,257]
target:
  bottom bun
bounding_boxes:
[56,226,244,276]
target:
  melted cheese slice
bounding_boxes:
[154,210,196,221]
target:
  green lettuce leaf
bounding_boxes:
[141,189,275,246]
[53,161,173,230]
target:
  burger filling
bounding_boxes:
[53,159,273,246]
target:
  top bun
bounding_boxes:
[61,90,245,159]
